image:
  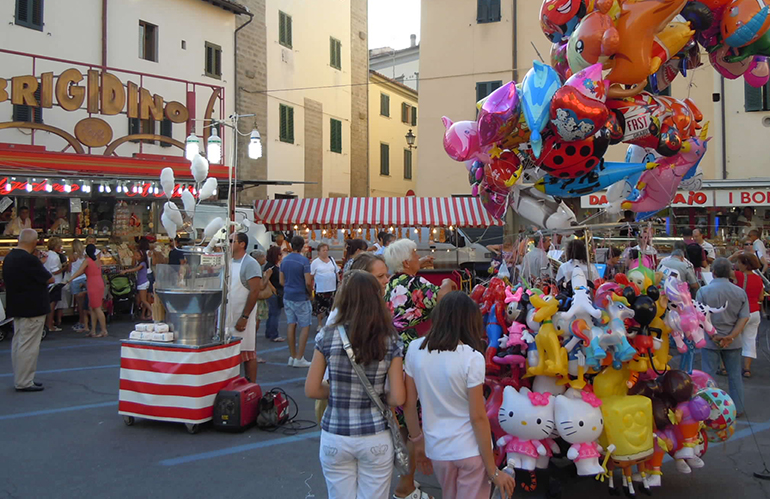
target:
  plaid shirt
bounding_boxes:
[315,325,403,436]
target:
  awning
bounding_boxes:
[253,197,504,230]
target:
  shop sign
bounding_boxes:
[581,190,714,208]
[714,190,770,206]
[0,177,81,195]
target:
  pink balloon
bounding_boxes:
[709,44,752,79]
[479,181,509,220]
[564,63,608,103]
[690,369,716,391]
[745,56,770,87]
[442,117,485,162]
[477,82,521,146]
[550,39,572,81]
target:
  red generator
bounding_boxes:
[213,377,262,432]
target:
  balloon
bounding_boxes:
[510,187,577,229]
[567,11,620,74]
[190,153,209,184]
[160,167,175,199]
[442,117,486,162]
[539,0,585,42]
[607,0,689,86]
[725,29,770,63]
[199,177,219,201]
[681,0,716,31]
[746,55,770,86]
[721,0,770,48]
[468,160,485,197]
[697,387,737,441]
[163,201,184,227]
[536,159,652,197]
[479,181,509,220]
[484,151,522,191]
[181,189,196,219]
[690,370,717,391]
[161,211,177,240]
[710,43,754,77]
[537,127,610,179]
[550,86,609,142]
[550,39,572,81]
[520,61,562,158]
[477,82,521,146]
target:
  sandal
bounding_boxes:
[743,369,752,378]
[271,337,286,342]
[257,357,267,364]
[394,486,432,499]
[716,367,727,376]
[95,332,109,338]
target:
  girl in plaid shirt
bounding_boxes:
[305,271,406,499]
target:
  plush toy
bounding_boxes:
[527,294,570,378]
[497,386,555,471]
[554,388,606,476]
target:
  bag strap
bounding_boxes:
[336,325,388,416]
[742,272,748,292]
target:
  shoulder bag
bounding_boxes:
[336,325,410,475]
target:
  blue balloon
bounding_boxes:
[521,61,561,159]
[535,160,652,198]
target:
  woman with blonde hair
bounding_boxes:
[69,239,90,333]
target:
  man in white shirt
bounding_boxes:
[693,228,715,267]
[4,206,31,236]
[749,229,768,272]
[737,207,758,236]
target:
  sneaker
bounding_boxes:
[293,358,312,368]
[287,356,295,367]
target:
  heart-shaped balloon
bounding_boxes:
[484,151,522,191]
[549,85,609,142]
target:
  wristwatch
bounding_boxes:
[240,314,249,320]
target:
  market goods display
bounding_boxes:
[443,0,770,227]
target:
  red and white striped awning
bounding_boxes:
[253,197,503,230]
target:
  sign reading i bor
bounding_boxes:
[0,69,189,123]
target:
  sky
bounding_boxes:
[368,0,420,50]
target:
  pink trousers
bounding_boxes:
[432,455,491,499]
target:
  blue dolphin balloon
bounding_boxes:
[535,160,654,198]
[521,61,561,159]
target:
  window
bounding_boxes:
[401,103,417,125]
[403,149,413,180]
[12,88,42,123]
[15,0,43,31]
[330,37,342,70]
[476,80,503,104]
[128,117,155,143]
[139,21,158,62]
[477,0,501,23]
[205,42,222,79]
[380,143,390,176]
[160,119,173,147]
[279,104,294,144]
[380,93,390,117]
[279,11,292,48]
[745,80,770,112]
[330,118,342,153]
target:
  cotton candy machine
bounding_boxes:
[154,248,224,345]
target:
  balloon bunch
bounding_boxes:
[443,0,770,226]
[159,153,220,240]
[479,264,736,496]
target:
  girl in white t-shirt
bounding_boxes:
[402,292,515,499]
[310,243,339,327]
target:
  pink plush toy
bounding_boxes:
[497,387,555,471]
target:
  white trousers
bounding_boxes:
[742,311,761,358]
[11,316,45,389]
[319,429,394,499]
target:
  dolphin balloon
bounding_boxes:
[521,61,562,158]
[535,160,653,197]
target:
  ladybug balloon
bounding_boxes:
[537,127,610,179]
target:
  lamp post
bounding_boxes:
[405,128,416,150]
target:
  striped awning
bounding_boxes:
[253,197,504,230]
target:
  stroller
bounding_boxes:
[108,273,135,319]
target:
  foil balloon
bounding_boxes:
[536,159,652,197]
[540,0,586,42]
[567,11,620,74]
[564,62,608,101]
[510,186,577,229]
[477,82,521,146]
[442,117,486,162]
[484,151,522,191]
[468,160,485,197]
[520,61,562,159]
[721,0,770,47]
[725,29,770,63]
[537,127,610,178]
[550,86,609,142]
[479,181,510,220]
[710,43,754,77]
[681,0,717,31]
[745,55,770,86]
[550,39,572,81]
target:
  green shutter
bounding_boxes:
[280,104,295,143]
[476,82,487,104]
[745,80,763,112]
[288,106,294,143]
[477,0,488,23]
[401,102,408,123]
[404,149,412,180]
[381,93,390,116]
[380,143,389,175]
[330,119,342,153]
[286,14,292,47]
[279,12,292,48]
[336,40,341,70]
[411,106,417,126]
[489,0,501,22]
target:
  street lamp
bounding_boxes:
[405,128,416,150]
[185,132,201,160]
[207,127,222,163]
[249,128,263,159]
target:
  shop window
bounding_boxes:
[401,103,417,125]
[279,11,292,49]
[404,149,413,180]
[330,37,342,70]
[205,42,222,79]
[15,0,43,31]
[160,119,173,147]
[279,104,294,144]
[139,20,158,62]
[330,118,342,153]
[380,143,390,176]
[380,93,390,117]
[128,116,155,144]
[745,80,770,112]
[477,0,501,23]
[12,88,42,123]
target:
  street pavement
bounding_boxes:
[2,315,770,498]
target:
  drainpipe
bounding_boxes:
[234,9,254,115]
[102,0,108,69]
[512,0,518,83]
[720,76,727,179]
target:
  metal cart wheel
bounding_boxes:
[123,416,135,426]
[185,423,200,434]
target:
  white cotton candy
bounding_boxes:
[160,167,175,199]
[190,154,209,184]
[161,211,177,239]
[181,189,196,219]
[198,177,218,200]
[164,202,184,227]
[204,217,225,240]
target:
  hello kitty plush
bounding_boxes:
[554,388,606,476]
[497,386,555,471]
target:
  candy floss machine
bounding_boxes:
[154,249,225,345]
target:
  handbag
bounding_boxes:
[336,325,410,475]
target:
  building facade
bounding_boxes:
[369,34,420,92]
[234,0,369,202]
[368,71,418,197]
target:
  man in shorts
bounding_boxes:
[280,236,313,368]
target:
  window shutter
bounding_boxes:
[32,88,42,123]
[489,0,501,22]
[401,102,408,123]
[286,15,292,47]
[380,144,389,175]
[477,0,488,23]
[745,80,763,112]
[279,105,287,141]
[330,38,334,66]
[288,106,294,143]
[279,13,286,44]
[476,82,487,104]
[128,117,141,142]
[12,103,30,122]
[215,47,221,76]
[32,0,42,27]
[160,119,172,147]
[336,40,341,69]
[404,149,412,180]
[381,94,389,116]
[17,0,29,23]
[491,80,502,93]
[411,106,417,126]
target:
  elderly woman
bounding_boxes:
[384,238,455,499]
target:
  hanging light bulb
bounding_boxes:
[99,184,104,193]
[25,182,33,192]
[105,184,111,193]
[4,183,11,192]
[207,127,222,163]
[45,182,52,193]
[153,185,159,195]
[64,181,71,193]
[116,184,122,193]
[185,132,201,160]
[248,128,262,160]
